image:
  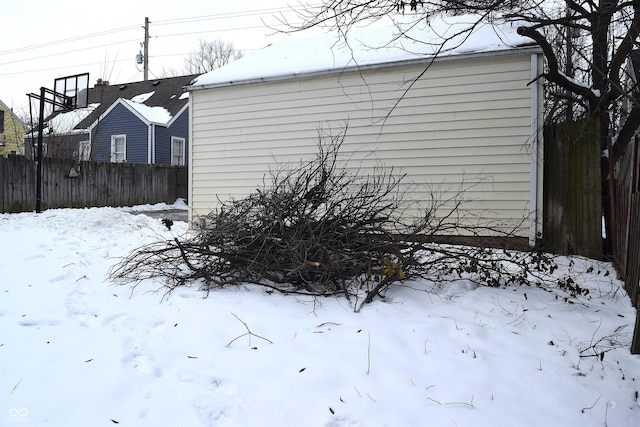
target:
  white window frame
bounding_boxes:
[171,136,185,166]
[34,141,48,157]
[79,140,91,161]
[111,134,126,163]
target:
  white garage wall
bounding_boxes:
[189,49,543,238]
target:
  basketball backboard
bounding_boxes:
[53,72,89,111]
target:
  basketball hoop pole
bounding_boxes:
[28,87,73,213]
[35,87,46,213]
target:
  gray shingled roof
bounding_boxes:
[61,74,198,130]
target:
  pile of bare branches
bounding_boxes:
[111,130,568,311]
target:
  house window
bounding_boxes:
[0,110,4,133]
[111,135,126,163]
[79,140,91,161]
[33,141,48,157]
[171,136,185,166]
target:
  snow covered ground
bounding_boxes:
[1,202,639,426]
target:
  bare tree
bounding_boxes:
[182,38,244,74]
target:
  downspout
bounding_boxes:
[529,53,541,246]
[148,124,154,164]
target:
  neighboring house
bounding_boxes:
[0,99,28,156]
[186,18,544,245]
[27,74,196,165]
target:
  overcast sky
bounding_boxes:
[0,0,319,116]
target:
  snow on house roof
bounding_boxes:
[190,15,532,89]
[121,98,172,125]
[131,91,155,103]
[48,103,99,134]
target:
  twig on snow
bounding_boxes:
[226,312,273,348]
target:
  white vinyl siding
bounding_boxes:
[171,136,186,166]
[189,52,542,237]
[111,134,126,163]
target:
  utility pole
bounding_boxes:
[144,17,150,81]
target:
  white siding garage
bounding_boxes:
[187,22,544,244]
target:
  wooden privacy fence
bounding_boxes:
[0,154,187,213]
[544,121,639,353]
[609,136,640,354]
[543,120,602,259]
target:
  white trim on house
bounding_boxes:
[167,104,188,127]
[148,124,154,164]
[188,95,194,221]
[88,99,128,133]
[529,53,543,246]
[110,134,126,163]
[79,140,91,161]
[87,98,170,133]
[171,136,186,166]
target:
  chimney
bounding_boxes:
[95,79,110,87]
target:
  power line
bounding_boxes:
[153,23,282,40]
[2,20,293,75]
[0,5,306,58]
[0,38,140,66]
[152,6,307,26]
[0,57,134,77]
[0,30,268,78]
[0,25,139,56]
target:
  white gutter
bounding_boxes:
[529,53,540,246]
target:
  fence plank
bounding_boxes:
[0,155,187,213]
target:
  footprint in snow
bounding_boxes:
[65,289,100,326]
[121,337,162,378]
[178,371,222,391]
[18,319,62,327]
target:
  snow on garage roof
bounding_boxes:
[189,15,532,90]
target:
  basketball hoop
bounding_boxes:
[27,72,89,213]
[53,73,89,112]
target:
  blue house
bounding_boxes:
[30,74,196,165]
